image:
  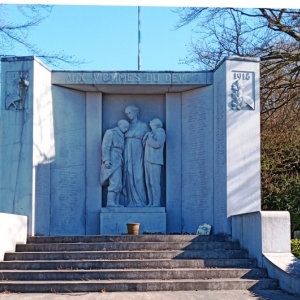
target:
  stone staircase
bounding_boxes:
[0,234,278,293]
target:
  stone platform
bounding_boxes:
[100,207,166,234]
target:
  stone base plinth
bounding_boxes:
[100,207,166,234]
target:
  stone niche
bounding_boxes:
[100,94,167,234]
[0,56,261,236]
[101,94,166,208]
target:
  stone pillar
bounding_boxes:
[49,85,86,236]
[213,57,261,234]
[86,92,102,234]
[0,56,53,236]
[32,58,54,236]
[166,93,182,233]
[181,87,214,233]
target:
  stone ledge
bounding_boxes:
[0,213,27,261]
[263,253,300,295]
[100,211,166,235]
[100,207,165,213]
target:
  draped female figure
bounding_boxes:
[122,105,149,206]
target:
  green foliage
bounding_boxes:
[291,212,300,233]
[261,130,300,232]
[291,239,300,259]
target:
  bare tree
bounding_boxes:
[175,8,300,228]
[0,4,85,67]
[174,8,300,127]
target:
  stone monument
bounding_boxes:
[0,56,261,235]
[1,56,299,296]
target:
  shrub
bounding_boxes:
[291,239,300,259]
[261,131,300,234]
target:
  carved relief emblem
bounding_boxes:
[5,71,29,110]
[229,72,254,111]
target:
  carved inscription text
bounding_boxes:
[62,72,207,85]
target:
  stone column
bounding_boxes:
[213,57,261,234]
[86,92,102,234]
[166,93,182,233]
[0,56,53,236]
[181,86,214,233]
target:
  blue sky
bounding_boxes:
[2,1,299,72]
[6,5,196,71]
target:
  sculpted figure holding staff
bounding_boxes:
[123,105,150,207]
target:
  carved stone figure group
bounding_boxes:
[100,105,166,207]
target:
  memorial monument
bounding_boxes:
[0,55,261,235]
[1,56,299,295]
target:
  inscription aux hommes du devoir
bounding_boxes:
[64,72,210,84]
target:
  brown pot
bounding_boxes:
[126,223,140,235]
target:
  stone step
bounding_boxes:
[4,249,249,261]
[0,258,257,270]
[16,241,240,252]
[0,278,279,293]
[0,268,268,281]
[26,234,231,244]
[1,234,278,293]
